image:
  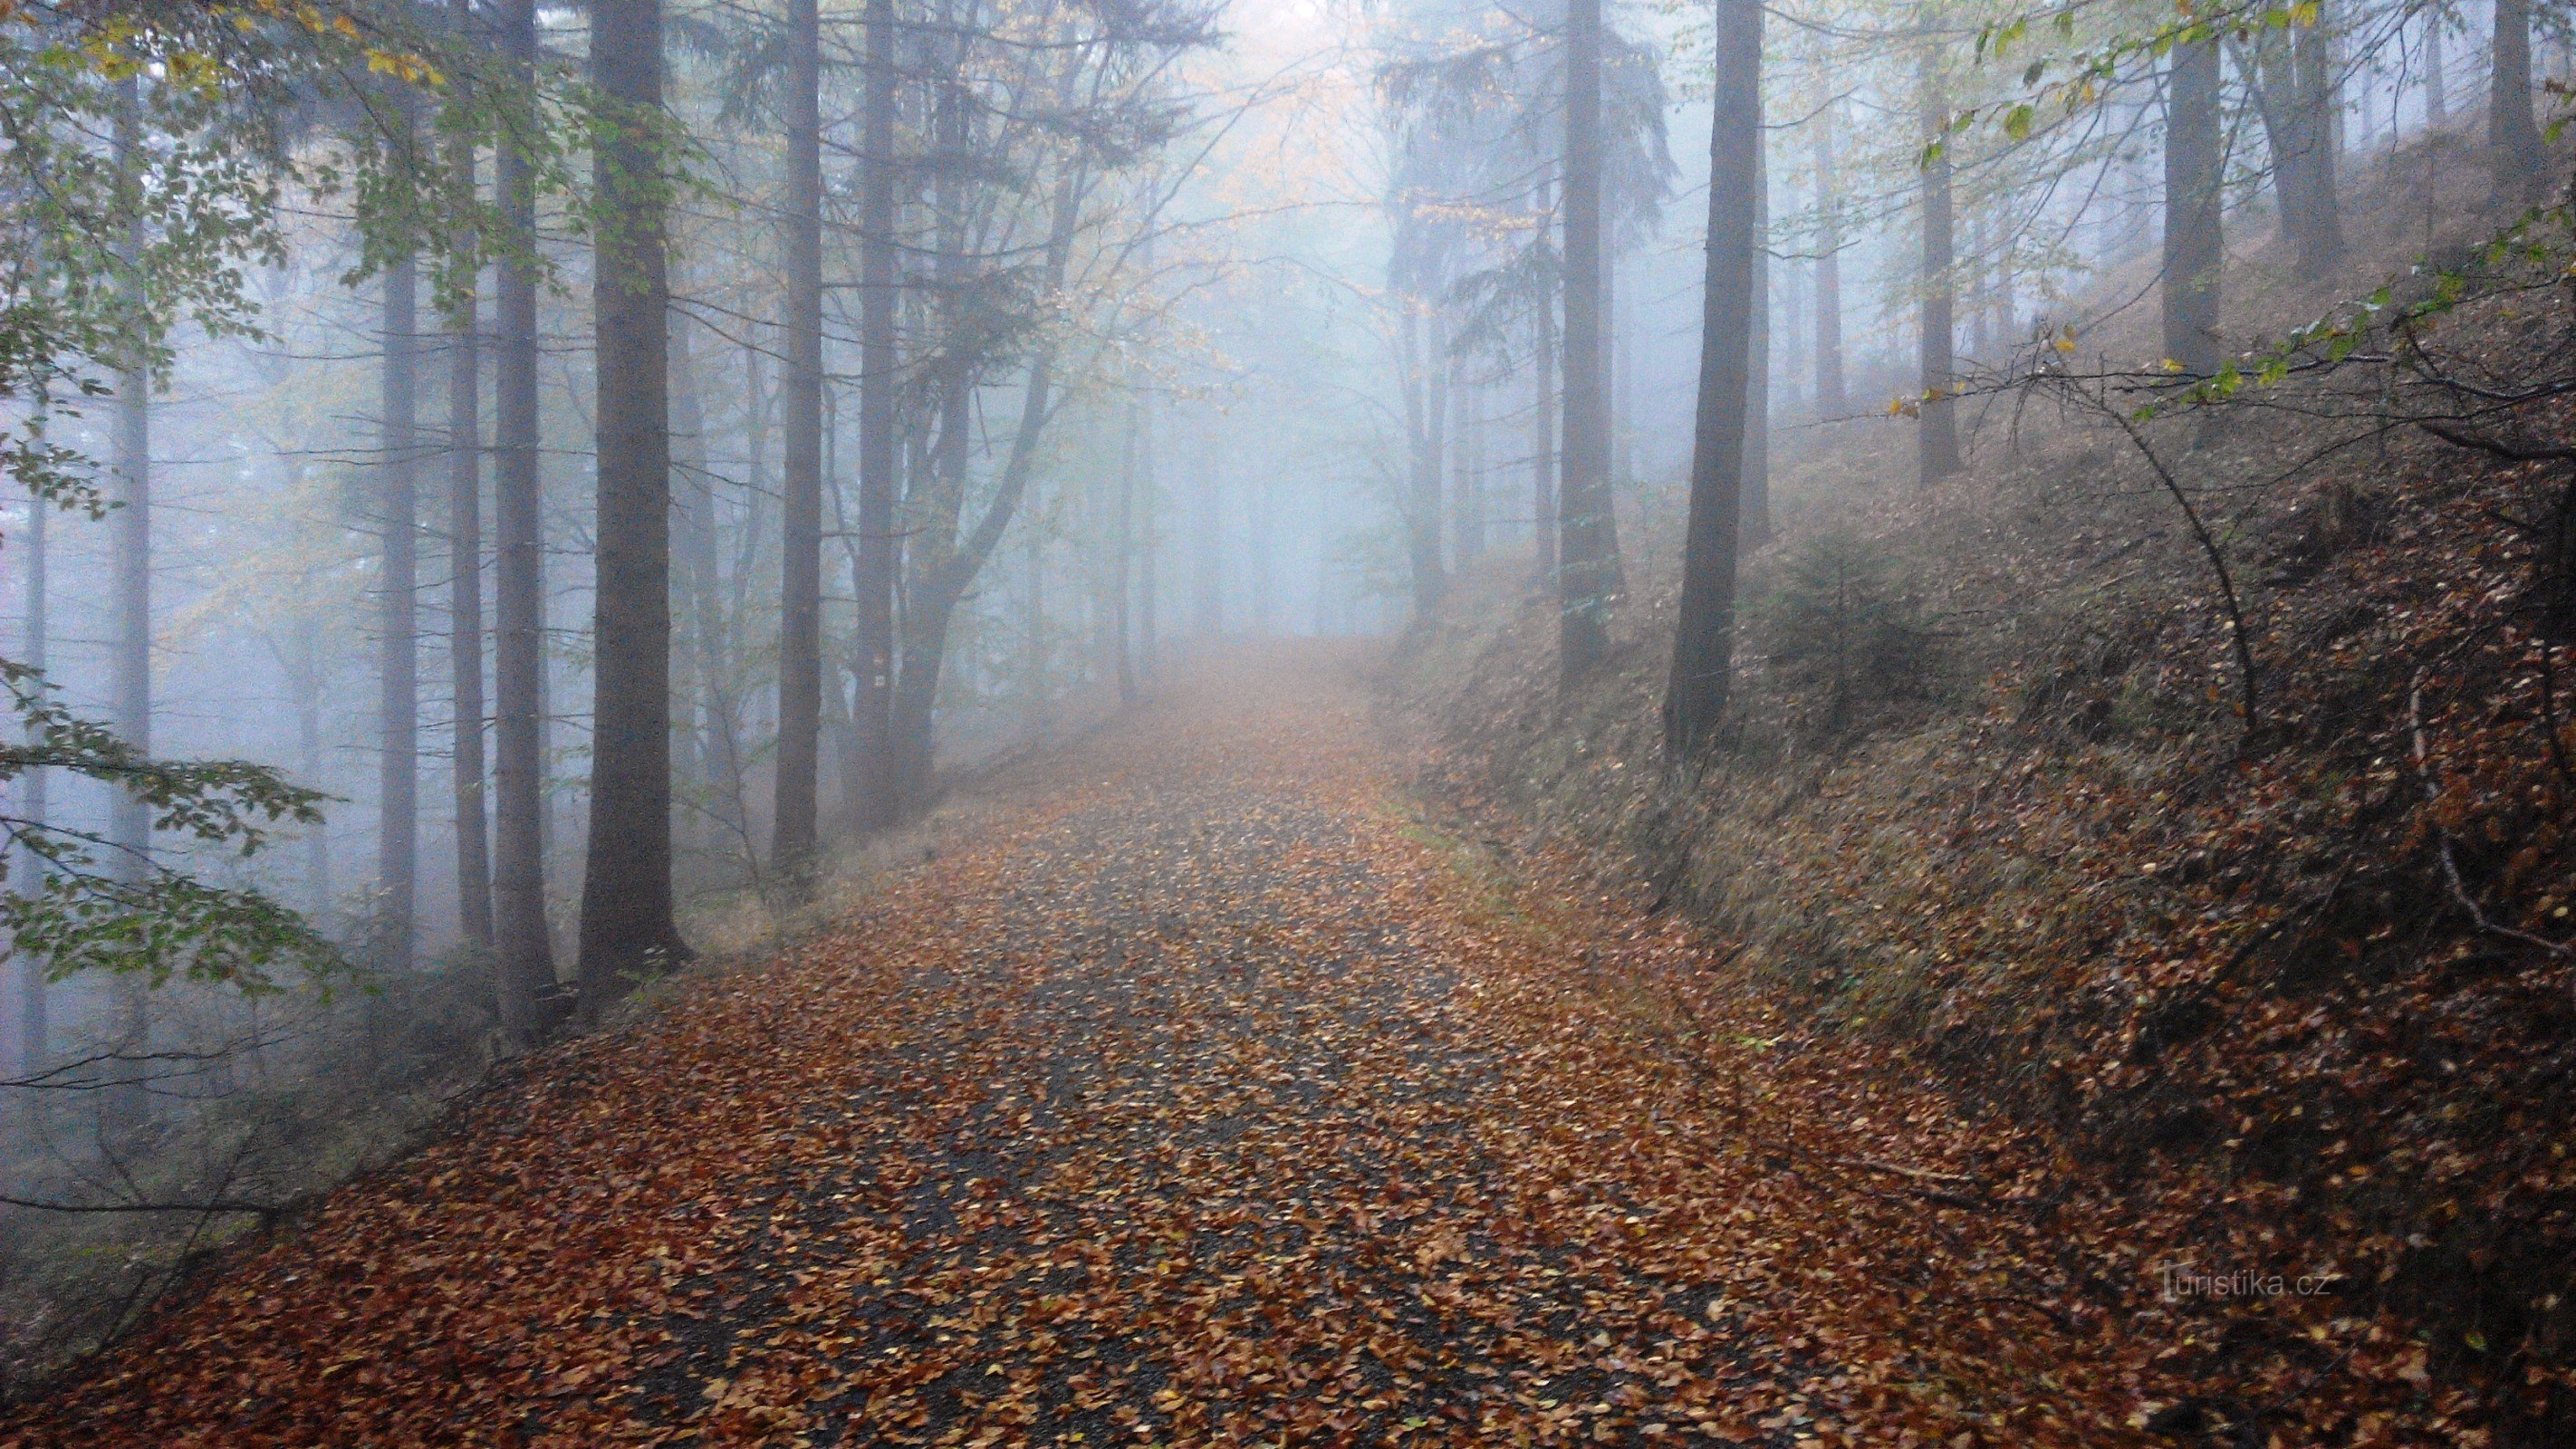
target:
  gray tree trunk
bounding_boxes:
[1745,133,1772,544]
[851,0,902,832]
[575,0,689,1017]
[447,65,492,952]
[2163,33,2225,375]
[8,482,47,1081]
[1665,0,1763,761]
[1812,106,1847,414]
[774,0,824,878]
[110,80,152,1129]
[491,0,556,1041]
[1557,0,1615,684]
[1918,54,1962,485]
[2493,0,2546,202]
[1532,178,1558,577]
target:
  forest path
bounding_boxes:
[1,644,2146,1449]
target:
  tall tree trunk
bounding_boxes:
[447,52,492,952]
[851,0,901,832]
[2243,17,2342,270]
[668,312,716,859]
[774,0,824,879]
[1192,451,1222,637]
[1779,221,1804,414]
[1114,384,1139,705]
[1557,0,1613,685]
[1917,53,1962,485]
[1812,105,1847,414]
[2164,31,2225,376]
[2493,0,2546,203]
[576,0,688,1018]
[2426,10,2447,127]
[1744,134,1772,544]
[1610,254,1632,487]
[1250,473,1275,634]
[1427,308,1449,578]
[381,249,419,972]
[1454,367,1483,562]
[109,79,152,1130]
[8,482,47,1082]
[2292,8,2343,260]
[1138,364,1158,688]
[1533,178,1558,579]
[1398,301,1447,617]
[491,0,555,1041]
[296,608,329,911]
[1665,0,1762,762]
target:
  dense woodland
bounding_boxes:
[4,0,2576,1444]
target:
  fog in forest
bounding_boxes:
[6,0,2574,1432]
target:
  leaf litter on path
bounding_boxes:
[5,647,2280,1448]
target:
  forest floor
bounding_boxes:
[1,645,2262,1449]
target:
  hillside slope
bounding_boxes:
[1391,140,2576,1444]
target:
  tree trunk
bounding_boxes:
[296,609,329,911]
[1557,0,1613,685]
[774,0,824,880]
[1398,302,1447,617]
[1812,106,1847,414]
[1918,53,1962,485]
[2426,10,2447,127]
[575,0,688,1017]
[1665,0,1762,762]
[1138,367,1158,688]
[1744,133,1772,544]
[1114,384,1138,705]
[1611,254,1632,487]
[447,58,492,952]
[2163,32,2225,376]
[2292,8,2343,260]
[1455,369,1484,562]
[1192,455,1222,637]
[851,0,901,833]
[2243,18,2342,271]
[490,0,555,1041]
[8,481,47,1081]
[1533,178,1558,579]
[380,245,419,972]
[1426,308,1449,579]
[2493,0,2546,203]
[109,79,152,1131]
[668,310,718,861]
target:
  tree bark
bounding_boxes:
[490,0,555,1041]
[1665,0,1762,763]
[447,57,492,953]
[576,0,689,1017]
[774,0,824,879]
[851,0,902,832]
[2493,0,2546,203]
[1114,384,1139,705]
[380,249,419,973]
[1744,133,1772,545]
[1812,104,1847,414]
[1454,367,1484,562]
[1532,178,1558,579]
[8,480,48,1081]
[2163,31,2225,376]
[1557,0,1613,685]
[1918,53,1962,485]
[1398,302,1447,617]
[109,79,152,1130]
[2426,9,2447,127]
